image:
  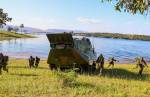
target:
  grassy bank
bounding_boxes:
[0,31,35,41]
[0,59,150,97]
[75,33,150,41]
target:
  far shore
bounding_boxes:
[74,32,150,41]
[0,31,35,41]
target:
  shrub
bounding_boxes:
[53,70,77,87]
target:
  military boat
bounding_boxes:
[46,32,97,71]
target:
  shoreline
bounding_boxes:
[0,52,146,64]
[0,31,35,41]
[8,56,138,64]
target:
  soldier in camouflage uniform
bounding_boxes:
[141,57,148,67]
[2,56,9,73]
[29,56,35,68]
[0,53,4,74]
[0,53,9,74]
[34,56,40,68]
[136,57,148,76]
[108,57,117,68]
[96,54,105,75]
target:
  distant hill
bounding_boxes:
[2,25,85,34]
[22,27,44,33]
[46,29,84,33]
[3,25,45,33]
[46,29,72,33]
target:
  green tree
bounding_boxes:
[0,8,12,25]
[102,0,150,15]
[20,24,24,32]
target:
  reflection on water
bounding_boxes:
[0,35,49,59]
[0,34,150,63]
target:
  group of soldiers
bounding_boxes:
[0,52,149,76]
[28,56,40,68]
[95,54,149,76]
[0,53,9,74]
[0,53,41,75]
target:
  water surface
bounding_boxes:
[1,34,150,63]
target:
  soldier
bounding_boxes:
[2,56,9,73]
[96,54,105,75]
[35,56,40,68]
[108,57,117,68]
[135,57,143,76]
[141,57,148,67]
[136,57,148,76]
[29,56,35,68]
[0,53,4,74]
[92,61,96,73]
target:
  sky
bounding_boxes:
[0,0,150,35]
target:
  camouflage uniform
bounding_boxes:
[35,56,40,68]
[141,57,148,67]
[96,54,104,75]
[136,57,147,76]
[2,56,9,73]
[29,56,35,68]
[0,53,9,74]
[0,53,4,74]
[108,57,117,68]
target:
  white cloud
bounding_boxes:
[77,17,101,24]
[76,17,115,32]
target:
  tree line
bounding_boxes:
[75,32,150,41]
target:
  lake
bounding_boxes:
[1,34,150,63]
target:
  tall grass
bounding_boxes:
[0,59,149,97]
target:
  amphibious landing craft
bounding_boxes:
[46,32,96,71]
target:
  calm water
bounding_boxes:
[1,34,150,63]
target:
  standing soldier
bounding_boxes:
[136,57,148,76]
[135,57,143,76]
[92,61,96,73]
[2,56,9,73]
[0,53,4,74]
[141,57,148,67]
[35,56,40,68]
[96,54,105,75]
[108,57,117,68]
[29,56,35,68]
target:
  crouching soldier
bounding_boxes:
[29,56,35,68]
[35,56,40,68]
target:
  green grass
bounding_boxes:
[0,59,150,97]
[0,31,35,41]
